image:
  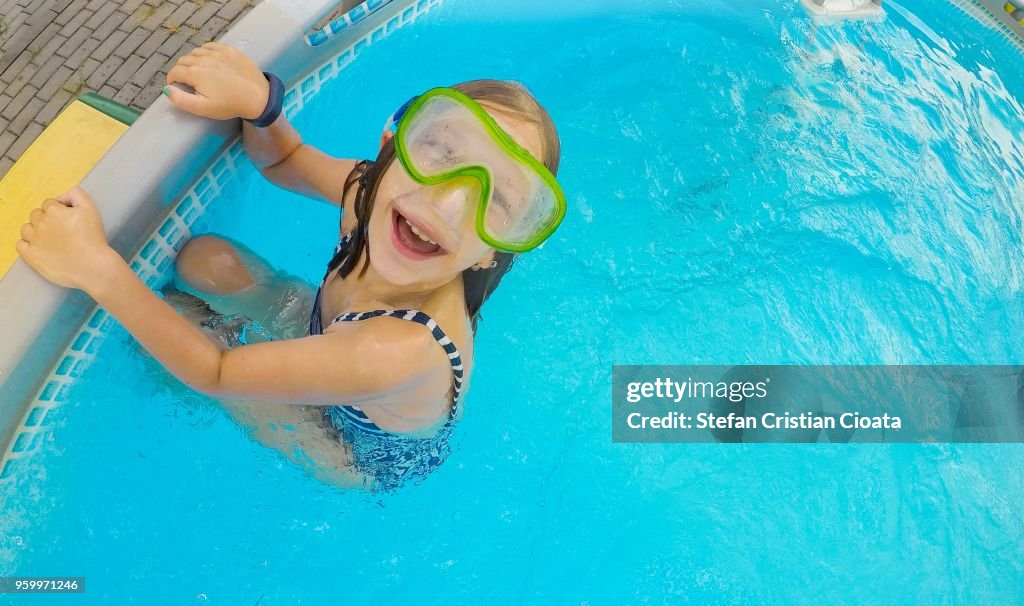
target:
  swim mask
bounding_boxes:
[383,87,565,253]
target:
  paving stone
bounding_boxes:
[39,65,74,98]
[107,53,145,89]
[28,54,66,90]
[60,76,87,96]
[96,83,118,99]
[93,29,128,63]
[120,0,148,13]
[86,55,120,91]
[75,57,102,84]
[28,26,68,62]
[112,82,142,106]
[56,27,91,59]
[29,40,66,67]
[7,121,45,161]
[65,36,101,70]
[3,66,33,99]
[0,52,32,85]
[158,30,192,58]
[133,82,163,108]
[0,130,16,158]
[35,89,74,125]
[8,97,43,134]
[0,7,57,76]
[129,52,168,88]
[23,21,61,56]
[113,28,149,59]
[136,29,170,57]
[1,85,37,121]
[90,9,128,42]
[1,0,258,181]
[51,0,78,12]
[1,15,29,50]
[28,6,61,29]
[164,2,197,29]
[189,15,227,45]
[57,7,92,37]
[186,2,221,28]
[216,0,249,22]
[128,3,154,26]
[83,2,120,32]
[139,2,177,31]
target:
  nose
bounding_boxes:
[429,177,480,225]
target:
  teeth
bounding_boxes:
[406,218,438,245]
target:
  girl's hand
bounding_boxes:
[16,186,119,291]
[164,42,270,121]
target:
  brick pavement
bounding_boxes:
[0,0,258,179]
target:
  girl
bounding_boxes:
[16,43,564,491]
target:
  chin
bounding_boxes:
[366,233,444,286]
[367,206,463,286]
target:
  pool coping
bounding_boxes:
[0,0,443,481]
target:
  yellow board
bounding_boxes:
[0,100,129,280]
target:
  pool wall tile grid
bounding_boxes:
[951,0,1024,53]
[288,0,443,117]
[307,0,392,46]
[0,0,444,483]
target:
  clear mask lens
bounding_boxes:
[401,95,560,248]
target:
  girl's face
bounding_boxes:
[366,102,545,286]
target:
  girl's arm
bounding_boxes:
[164,42,356,207]
[18,189,449,404]
[87,249,444,401]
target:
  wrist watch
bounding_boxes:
[246,72,284,128]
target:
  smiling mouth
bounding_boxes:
[391,209,447,260]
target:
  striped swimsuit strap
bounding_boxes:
[329,309,465,417]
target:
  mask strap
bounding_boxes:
[383,95,418,134]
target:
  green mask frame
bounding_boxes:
[392,87,566,253]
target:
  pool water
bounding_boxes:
[3,0,1024,602]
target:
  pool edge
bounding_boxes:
[0,0,443,481]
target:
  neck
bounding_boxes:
[345,257,461,311]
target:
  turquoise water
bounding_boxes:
[3,0,1024,602]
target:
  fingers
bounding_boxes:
[175,55,201,68]
[28,199,66,227]
[55,186,90,207]
[165,85,210,115]
[41,198,62,211]
[167,63,198,85]
[15,239,30,258]
[201,41,232,52]
[19,223,35,242]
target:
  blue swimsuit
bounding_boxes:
[309,232,464,491]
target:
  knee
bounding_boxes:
[175,235,256,295]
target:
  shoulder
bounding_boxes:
[421,278,475,373]
[323,310,458,385]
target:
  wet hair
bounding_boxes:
[328,79,561,333]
